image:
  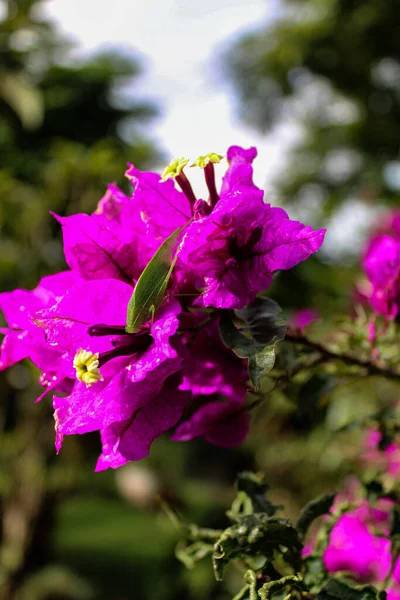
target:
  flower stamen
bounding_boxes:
[160,157,197,211]
[191,153,224,208]
[160,157,189,181]
[73,348,103,387]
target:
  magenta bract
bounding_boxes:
[363,235,400,319]
[0,144,325,468]
[177,147,325,309]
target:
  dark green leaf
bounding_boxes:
[212,514,301,581]
[235,297,287,347]
[364,480,385,504]
[296,492,336,539]
[125,226,183,333]
[391,506,400,537]
[219,310,255,355]
[248,347,277,390]
[175,539,214,569]
[232,571,259,600]
[258,574,304,600]
[219,297,286,390]
[318,578,386,600]
[236,472,282,516]
[303,554,328,590]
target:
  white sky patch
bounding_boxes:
[42,0,370,256]
[43,0,292,195]
[321,200,382,262]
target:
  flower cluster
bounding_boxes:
[326,494,400,598]
[363,209,400,319]
[362,428,400,480]
[288,308,319,332]
[0,146,325,469]
[304,479,400,599]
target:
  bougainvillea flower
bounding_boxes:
[125,164,192,267]
[388,559,400,600]
[0,143,328,467]
[171,318,249,447]
[94,183,129,226]
[364,209,400,258]
[362,428,400,478]
[304,479,396,590]
[289,308,319,331]
[178,147,325,309]
[322,500,400,600]
[220,145,263,198]
[171,398,250,447]
[363,235,400,319]
[0,271,80,400]
[96,374,191,470]
[58,169,191,283]
[179,319,248,402]
[34,280,184,449]
[54,212,140,283]
[324,510,392,581]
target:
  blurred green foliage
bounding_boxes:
[0,0,162,290]
[222,0,400,223]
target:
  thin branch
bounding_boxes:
[284,332,400,381]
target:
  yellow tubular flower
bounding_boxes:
[73,348,103,387]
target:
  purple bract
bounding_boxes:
[0,144,325,468]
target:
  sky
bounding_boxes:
[43,0,294,195]
[42,0,374,256]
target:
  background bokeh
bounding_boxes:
[1,0,400,598]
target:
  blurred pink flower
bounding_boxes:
[362,428,400,478]
[363,235,400,319]
[289,308,319,331]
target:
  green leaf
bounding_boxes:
[303,554,328,590]
[364,480,386,504]
[236,472,282,516]
[232,571,259,600]
[219,297,286,390]
[125,226,184,333]
[175,523,223,569]
[219,311,269,389]
[235,297,287,347]
[317,578,386,600]
[248,347,276,391]
[258,574,304,600]
[212,514,301,581]
[296,492,336,539]
[175,539,214,569]
[390,505,400,537]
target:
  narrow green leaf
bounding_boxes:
[296,492,336,539]
[175,539,214,569]
[244,570,258,600]
[258,574,304,600]
[125,226,183,333]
